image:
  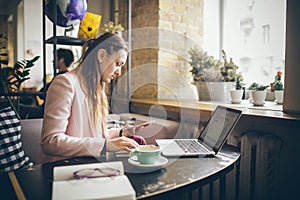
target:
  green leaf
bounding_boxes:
[21,70,30,77]
[9,79,20,86]
[16,70,23,77]
[0,60,8,65]
[25,62,34,68]
[31,56,40,62]
[24,56,40,69]
[20,78,30,83]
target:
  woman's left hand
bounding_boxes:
[120,123,148,145]
[121,124,147,137]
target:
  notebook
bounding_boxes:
[156,106,242,157]
[52,162,136,200]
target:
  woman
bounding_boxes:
[40,33,145,163]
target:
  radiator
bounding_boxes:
[185,131,283,200]
[239,131,282,200]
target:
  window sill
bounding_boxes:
[130,99,300,122]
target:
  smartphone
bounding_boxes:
[136,121,151,127]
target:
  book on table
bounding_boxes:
[52,161,136,200]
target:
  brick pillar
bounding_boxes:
[118,0,203,100]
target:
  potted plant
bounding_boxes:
[188,48,240,102]
[273,71,284,104]
[220,50,241,103]
[229,74,244,103]
[220,50,239,82]
[189,47,222,83]
[101,21,124,35]
[248,82,269,106]
[0,33,40,118]
[188,47,224,101]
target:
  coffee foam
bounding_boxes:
[138,145,160,152]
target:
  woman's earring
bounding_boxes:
[98,56,104,63]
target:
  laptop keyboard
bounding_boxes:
[175,139,209,153]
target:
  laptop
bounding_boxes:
[156,106,242,157]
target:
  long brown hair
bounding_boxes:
[75,32,128,137]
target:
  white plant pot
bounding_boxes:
[196,82,234,102]
[274,90,284,104]
[251,90,267,106]
[230,89,243,104]
[265,89,275,101]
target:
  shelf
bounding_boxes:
[0,91,45,97]
[45,36,88,46]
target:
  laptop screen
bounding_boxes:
[199,106,242,153]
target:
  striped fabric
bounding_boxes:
[0,107,32,172]
[107,119,135,129]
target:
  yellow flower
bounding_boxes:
[101,21,124,34]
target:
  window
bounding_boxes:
[262,24,270,44]
[204,0,286,86]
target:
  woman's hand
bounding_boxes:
[121,122,150,137]
[106,136,139,152]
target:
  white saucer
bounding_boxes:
[252,102,265,106]
[274,100,283,105]
[231,100,241,104]
[128,156,168,169]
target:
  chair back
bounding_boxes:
[20,119,43,164]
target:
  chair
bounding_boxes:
[20,119,43,164]
[19,103,44,119]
